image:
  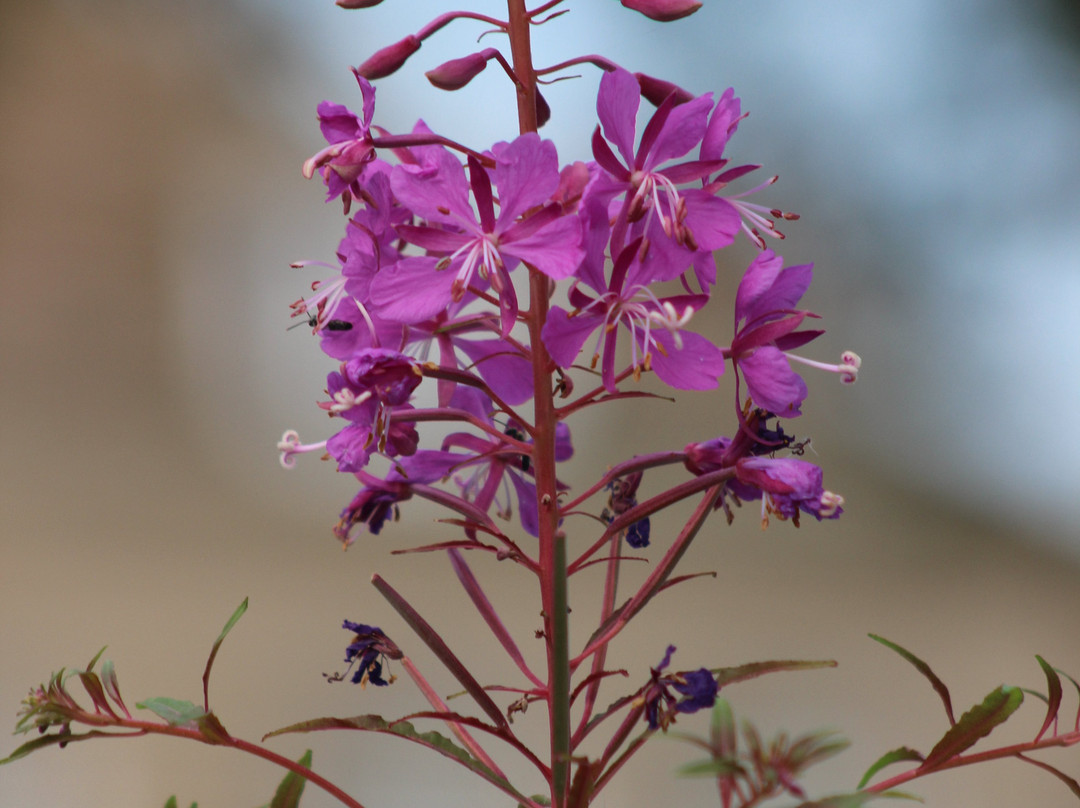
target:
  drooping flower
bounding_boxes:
[303,71,380,208]
[603,471,650,549]
[640,645,718,730]
[338,621,401,687]
[734,456,844,525]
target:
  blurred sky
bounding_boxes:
[218,0,1080,546]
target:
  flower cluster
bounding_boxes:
[281,64,857,551]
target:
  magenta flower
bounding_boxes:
[542,239,724,392]
[590,67,740,279]
[370,133,584,335]
[729,250,822,418]
[734,456,844,524]
[303,71,379,206]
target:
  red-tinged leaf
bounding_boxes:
[1034,655,1064,742]
[869,635,955,726]
[100,659,131,718]
[391,539,497,555]
[195,711,232,745]
[920,685,1023,771]
[1016,753,1080,800]
[857,747,924,789]
[77,671,118,718]
[263,715,529,803]
[1055,667,1080,733]
[268,749,313,808]
[656,570,718,592]
[371,574,510,731]
[202,598,248,711]
[448,549,540,687]
[713,659,837,687]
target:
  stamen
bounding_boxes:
[277,430,328,469]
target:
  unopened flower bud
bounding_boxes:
[356,35,421,80]
[426,51,489,90]
[335,0,384,8]
[621,0,702,22]
[635,72,694,106]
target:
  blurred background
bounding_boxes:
[2,1,1079,806]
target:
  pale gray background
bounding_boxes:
[2,1,1079,807]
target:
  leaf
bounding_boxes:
[203,598,248,710]
[1016,753,1080,800]
[791,792,879,807]
[1056,667,1080,733]
[676,757,743,777]
[1034,655,1063,742]
[0,730,112,764]
[920,685,1023,771]
[710,698,737,758]
[857,747,924,789]
[269,749,313,808]
[714,659,837,688]
[136,697,207,727]
[264,714,529,803]
[162,799,197,808]
[869,635,955,725]
[101,659,131,717]
[371,574,509,731]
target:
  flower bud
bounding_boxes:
[621,0,702,22]
[356,35,421,80]
[535,89,551,128]
[425,52,489,90]
[635,72,693,106]
[335,0,384,8]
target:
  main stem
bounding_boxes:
[505,3,570,807]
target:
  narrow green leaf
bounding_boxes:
[869,635,955,725]
[921,685,1023,770]
[136,697,207,727]
[791,792,878,807]
[85,646,108,672]
[676,757,743,777]
[1016,753,1080,800]
[164,798,178,808]
[0,730,110,764]
[710,698,737,758]
[714,659,837,688]
[269,749,313,808]
[1034,655,1063,742]
[857,747,924,789]
[264,714,529,803]
[203,598,249,710]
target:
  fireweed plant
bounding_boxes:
[8,2,1080,807]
